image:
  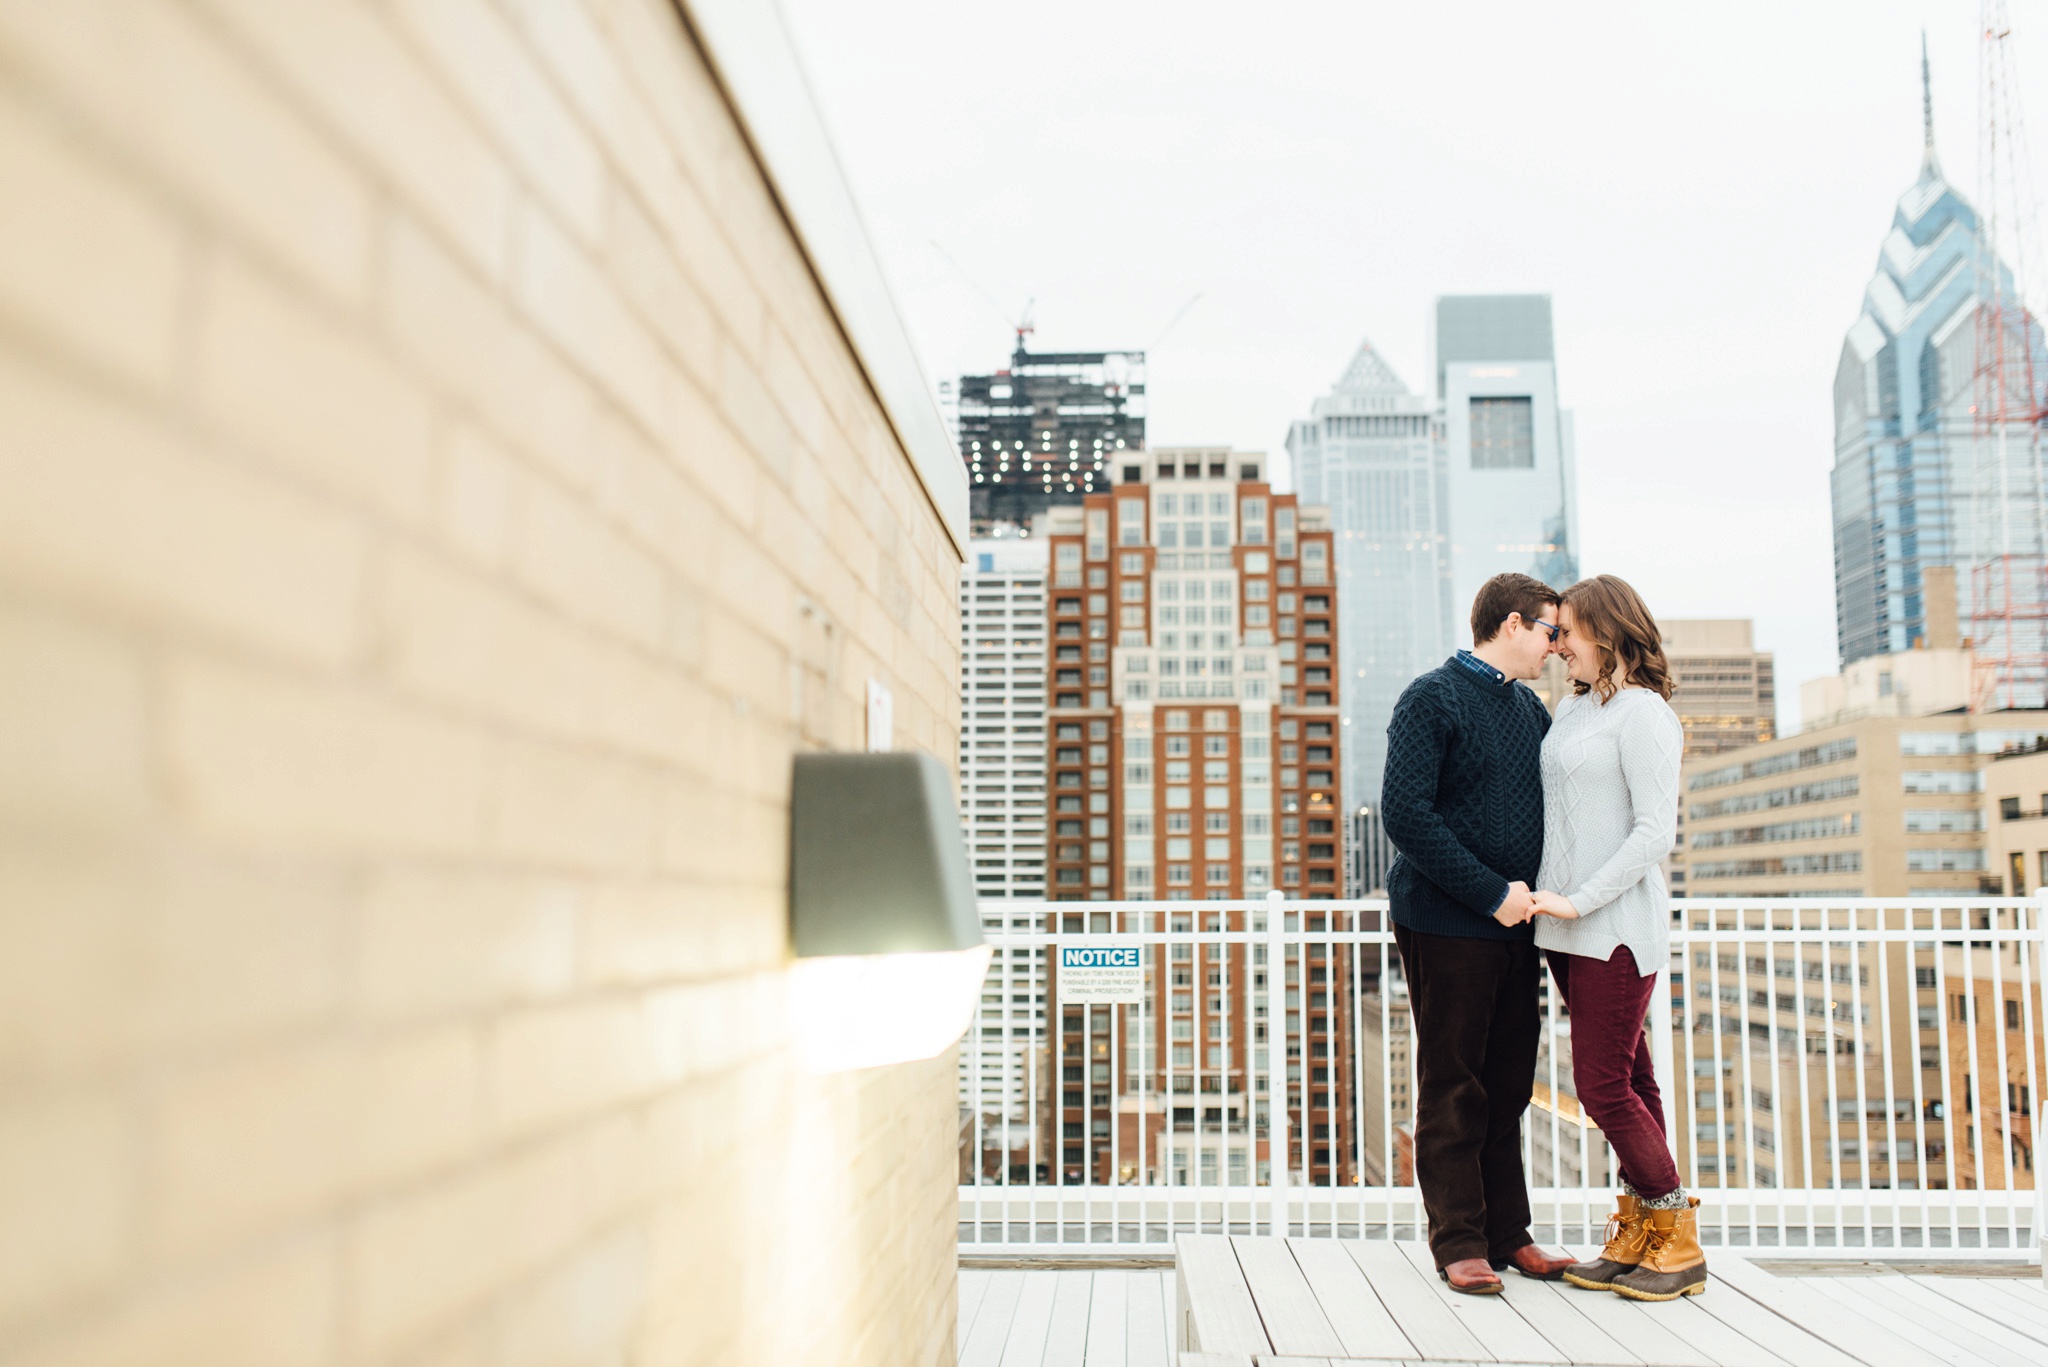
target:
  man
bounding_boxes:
[1380,572,1575,1294]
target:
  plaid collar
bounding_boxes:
[1454,649,1508,687]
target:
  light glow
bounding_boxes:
[790,944,992,1073]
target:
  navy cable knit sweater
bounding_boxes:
[1381,656,1551,940]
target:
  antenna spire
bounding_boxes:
[1922,30,1935,148]
[1920,29,1942,178]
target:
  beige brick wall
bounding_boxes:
[0,1,962,1363]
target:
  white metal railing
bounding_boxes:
[956,895,2048,1261]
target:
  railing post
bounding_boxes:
[1265,889,1288,1238]
[2035,889,2048,1291]
[1650,949,1677,1158]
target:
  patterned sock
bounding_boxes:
[1620,1180,1639,1197]
[1642,1187,1689,1210]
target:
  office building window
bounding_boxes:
[1470,396,1534,469]
[1117,498,1145,545]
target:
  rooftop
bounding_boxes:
[960,1236,2048,1364]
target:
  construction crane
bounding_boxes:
[1966,3,2048,711]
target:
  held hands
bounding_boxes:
[1493,881,1535,927]
[1495,883,1580,926]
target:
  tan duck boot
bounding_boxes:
[1611,1198,1707,1300]
[1562,1193,1646,1290]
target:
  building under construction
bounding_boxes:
[957,337,1146,532]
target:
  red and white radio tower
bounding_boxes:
[1966,3,2048,711]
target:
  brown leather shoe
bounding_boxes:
[1438,1257,1503,1295]
[1491,1242,1574,1281]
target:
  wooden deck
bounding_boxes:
[959,1268,1177,1367]
[958,1239,2048,1367]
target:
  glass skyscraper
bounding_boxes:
[1287,343,1449,850]
[1831,94,2048,695]
[1435,295,1579,614]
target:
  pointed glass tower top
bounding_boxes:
[1845,39,1996,376]
[1333,340,1411,396]
[1309,339,1430,420]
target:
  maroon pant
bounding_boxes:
[1545,946,1682,1198]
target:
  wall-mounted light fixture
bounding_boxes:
[788,751,990,1072]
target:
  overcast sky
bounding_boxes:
[780,0,2048,730]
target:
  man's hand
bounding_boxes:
[1531,890,1580,919]
[1494,881,1534,927]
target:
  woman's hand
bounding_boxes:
[1530,890,1580,919]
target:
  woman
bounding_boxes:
[1526,575,1702,1300]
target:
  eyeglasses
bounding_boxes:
[1504,613,1562,643]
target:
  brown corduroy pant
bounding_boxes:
[1394,923,1542,1269]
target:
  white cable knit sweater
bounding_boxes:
[1532,687,1684,974]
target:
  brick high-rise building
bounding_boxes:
[1039,447,1356,1187]
[1042,446,1344,902]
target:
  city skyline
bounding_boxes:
[783,1,2048,733]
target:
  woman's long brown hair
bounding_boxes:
[1561,574,1674,702]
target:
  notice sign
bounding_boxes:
[1059,946,1144,1003]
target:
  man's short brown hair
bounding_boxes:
[1469,572,1561,645]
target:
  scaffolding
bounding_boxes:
[957,328,1147,534]
[1965,4,2048,710]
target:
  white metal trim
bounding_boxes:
[670,0,968,553]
